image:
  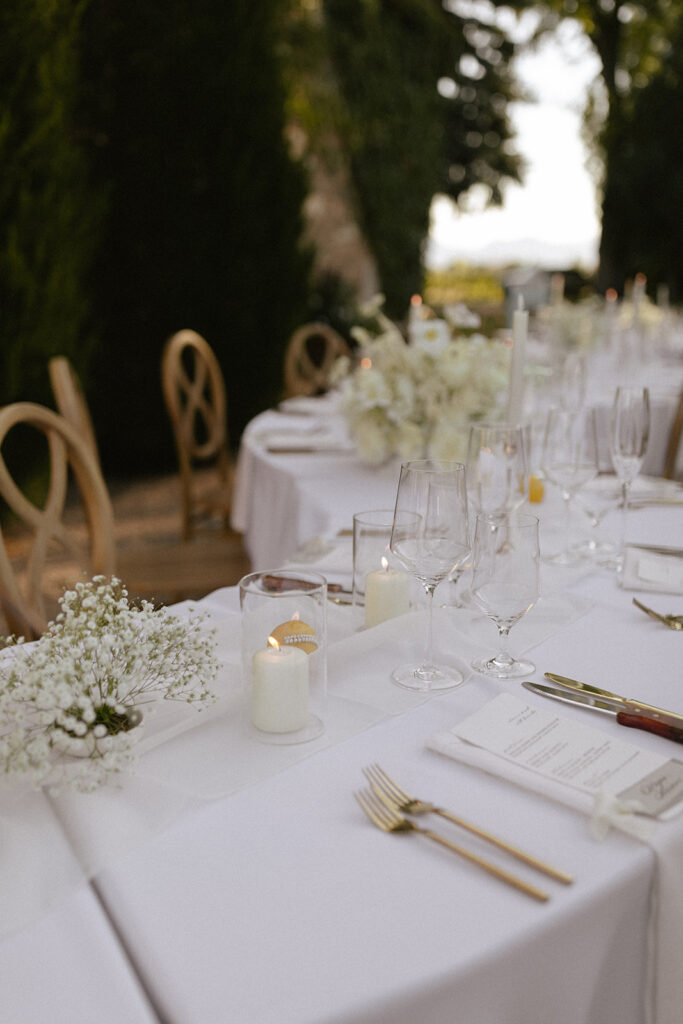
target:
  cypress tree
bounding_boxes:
[80,0,311,474]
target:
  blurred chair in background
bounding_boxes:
[0,394,249,638]
[161,330,233,540]
[0,402,116,638]
[283,323,350,399]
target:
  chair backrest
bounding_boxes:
[283,323,350,398]
[48,356,100,467]
[161,330,230,539]
[0,402,116,638]
[664,390,683,480]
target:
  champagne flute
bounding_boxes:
[609,386,650,563]
[390,460,470,691]
[471,511,540,679]
[541,406,599,565]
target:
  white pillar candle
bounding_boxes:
[364,558,410,628]
[252,641,309,733]
[507,297,528,426]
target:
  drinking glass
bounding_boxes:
[609,386,650,562]
[471,511,540,679]
[541,406,599,565]
[558,350,587,411]
[466,423,528,516]
[573,473,621,567]
[390,460,470,691]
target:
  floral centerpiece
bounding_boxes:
[330,296,510,465]
[0,576,218,792]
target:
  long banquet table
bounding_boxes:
[3,463,683,1024]
[3,388,683,1023]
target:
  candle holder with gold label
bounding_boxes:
[239,570,327,744]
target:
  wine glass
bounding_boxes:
[466,423,528,516]
[609,386,650,564]
[573,473,621,567]
[471,511,540,679]
[541,406,599,565]
[558,350,587,412]
[390,460,470,691]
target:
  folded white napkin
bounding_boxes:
[427,728,654,840]
[622,546,683,595]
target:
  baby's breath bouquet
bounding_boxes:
[0,577,218,792]
[331,296,509,465]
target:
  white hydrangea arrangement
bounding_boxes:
[330,296,509,465]
[0,577,218,792]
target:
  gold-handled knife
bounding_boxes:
[525,673,683,743]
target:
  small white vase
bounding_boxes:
[51,711,144,758]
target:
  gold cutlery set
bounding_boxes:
[355,763,573,903]
[632,596,683,631]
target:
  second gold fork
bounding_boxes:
[364,763,573,885]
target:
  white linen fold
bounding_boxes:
[427,703,683,1024]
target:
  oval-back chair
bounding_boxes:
[161,330,232,540]
[283,323,350,399]
[0,402,116,638]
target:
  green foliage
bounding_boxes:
[0,0,103,410]
[79,0,312,473]
[496,0,683,295]
[321,0,521,318]
[599,9,683,299]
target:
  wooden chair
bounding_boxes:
[161,330,232,540]
[0,400,249,638]
[283,323,350,399]
[48,356,100,468]
[663,390,683,480]
[0,402,116,638]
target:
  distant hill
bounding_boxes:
[426,235,599,272]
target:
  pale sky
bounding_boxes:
[428,19,603,269]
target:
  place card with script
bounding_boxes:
[441,692,683,820]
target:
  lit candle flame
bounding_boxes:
[410,294,422,307]
[381,556,389,571]
[606,288,618,302]
[360,356,372,370]
[267,636,280,651]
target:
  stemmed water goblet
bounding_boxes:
[443,422,528,607]
[466,422,528,516]
[541,406,599,565]
[609,386,650,565]
[389,460,471,691]
[471,511,540,679]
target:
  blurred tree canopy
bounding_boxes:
[497,0,683,297]
[283,0,522,318]
[80,0,312,473]
[0,0,104,410]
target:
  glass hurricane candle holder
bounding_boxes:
[352,509,412,630]
[239,570,327,744]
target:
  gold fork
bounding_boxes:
[364,764,573,885]
[355,788,549,902]
[632,597,683,631]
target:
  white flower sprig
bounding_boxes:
[0,576,218,792]
[332,297,509,465]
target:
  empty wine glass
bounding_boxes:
[541,406,599,565]
[390,460,471,691]
[559,350,587,411]
[610,386,650,563]
[573,473,621,567]
[471,511,540,679]
[466,422,528,516]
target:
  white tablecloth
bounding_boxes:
[3,432,683,1023]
